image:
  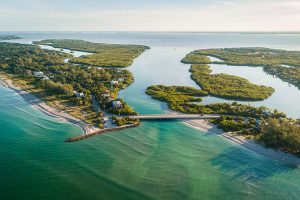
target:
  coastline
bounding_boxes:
[183,119,300,167]
[0,75,100,136]
[166,109,300,167]
[1,74,300,165]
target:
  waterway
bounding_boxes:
[1,32,300,200]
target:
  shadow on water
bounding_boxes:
[209,146,297,182]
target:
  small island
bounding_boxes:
[146,85,208,104]
[0,35,21,40]
[182,47,300,89]
[147,85,281,117]
[34,39,150,68]
[190,64,274,100]
[147,65,275,103]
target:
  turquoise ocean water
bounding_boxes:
[1,32,300,200]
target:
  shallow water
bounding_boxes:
[39,44,92,57]
[200,64,300,118]
[1,32,300,200]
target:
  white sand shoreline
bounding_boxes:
[183,119,300,167]
[166,109,300,167]
[0,75,100,135]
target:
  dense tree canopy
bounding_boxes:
[146,85,284,118]
[264,65,300,89]
[146,85,208,105]
[0,42,139,127]
[182,47,300,89]
[34,39,150,68]
[182,47,300,67]
[259,118,300,155]
[190,64,274,101]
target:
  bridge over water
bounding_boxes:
[66,114,221,142]
[131,114,220,120]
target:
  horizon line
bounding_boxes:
[1,30,300,34]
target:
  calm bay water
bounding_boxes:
[1,32,300,200]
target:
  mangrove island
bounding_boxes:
[182,47,300,89]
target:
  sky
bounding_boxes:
[0,0,300,32]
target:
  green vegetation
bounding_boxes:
[112,116,140,126]
[190,64,274,100]
[146,84,300,155]
[259,118,300,155]
[212,116,258,132]
[181,54,211,64]
[34,39,150,68]
[39,80,74,96]
[0,42,71,67]
[264,65,300,89]
[146,85,208,105]
[146,86,283,118]
[0,35,21,40]
[182,47,300,67]
[108,99,137,115]
[212,116,300,155]
[182,47,300,89]
[0,42,142,128]
[146,47,300,155]
[146,66,274,102]
[202,103,285,119]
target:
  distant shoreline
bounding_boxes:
[1,31,300,34]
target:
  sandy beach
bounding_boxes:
[183,119,300,167]
[0,75,100,135]
[165,109,300,167]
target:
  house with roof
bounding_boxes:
[34,71,44,78]
[112,100,123,108]
[111,80,119,85]
[42,76,50,80]
[74,91,85,98]
[118,78,124,82]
